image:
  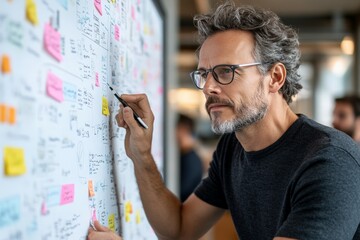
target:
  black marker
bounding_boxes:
[107,83,148,129]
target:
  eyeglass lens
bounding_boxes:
[193,65,234,88]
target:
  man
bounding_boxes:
[176,113,203,202]
[333,95,360,144]
[88,2,360,240]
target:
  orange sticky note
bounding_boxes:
[8,107,16,124]
[44,23,62,62]
[102,96,109,116]
[4,147,26,176]
[125,201,133,214]
[26,0,39,25]
[108,214,115,231]
[0,104,6,123]
[88,180,95,197]
[1,55,11,73]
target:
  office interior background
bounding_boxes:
[161,0,360,238]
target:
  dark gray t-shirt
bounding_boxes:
[195,115,360,240]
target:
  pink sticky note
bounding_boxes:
[46,72,64,102]
[94,0,102,15]
[60,184,74,205]
[95,72,100,87]
[41,200,48,215]
[43,23,62,62]
[136,21,140,32]
[131,5,135,20]
[92,208,97,221]
[114,25,120,41]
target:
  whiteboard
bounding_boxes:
[0,0,165,239]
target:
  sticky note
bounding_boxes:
[125,201,133,214]
[44,23,62,62]
[63,82,77,102]
[135,210,141,224]
[91,208,97,222]
[0,104,6,123]
[95,72,100,87]
[102,96,109,116]
[46,186,61,206]
[4,147,26,176]
[41,200,48,215]
[125,213,130,222]
[131,5,135,20]
[0,195,20,228]
[88,180,95,197]
[94,0,102,15]
[60,184,74,205]
[108,214,115,231]
[26,0,39,25]
[1,55,11,73]
[46,72,64,102]
[114,25,120,41]
[8,107,16,124]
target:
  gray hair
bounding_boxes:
[194,1,302,103]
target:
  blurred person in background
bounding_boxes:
[176,113,204,202]
[333,95,360,144]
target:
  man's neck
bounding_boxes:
[235,102,298,152]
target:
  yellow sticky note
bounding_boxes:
[4,147,26,176]
[102,96,109,116]
[8,107,16,125]
[88,180,95,197]
[108,213,115,231]
[0,104,6,123]
[125,213,131,223]
[26,0,39,25]
[135,210,141,224]
[1,55,11,73]
[125,201,133,214]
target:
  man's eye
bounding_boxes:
[199,72,207,78]
[216,67,232,76]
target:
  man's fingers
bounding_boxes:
[93,220,110,232]
[122,107,138,131]
[121,93,152,117]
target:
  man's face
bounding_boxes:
[332,102,356,137]
[198,30,268,134]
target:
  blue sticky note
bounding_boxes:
[0,195,20,228]
[63,82,77,102]
[46,186,61,207]
[57,0,68,9]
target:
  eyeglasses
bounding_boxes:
[190,62,261,89]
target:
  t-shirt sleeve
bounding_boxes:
[276,147,360,239]
[194,135,229,209]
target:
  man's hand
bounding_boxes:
[87,220,122,240]
[115,93,154,164]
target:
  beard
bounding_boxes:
[206,80,268,134]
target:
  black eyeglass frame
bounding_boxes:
[190,62,262,89]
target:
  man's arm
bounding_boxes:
[117,94,225,239]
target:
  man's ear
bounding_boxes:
[353,117,360,141]
[268,63,286,93]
